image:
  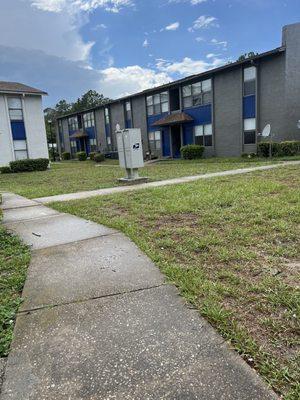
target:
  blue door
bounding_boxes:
[162,129,171,157]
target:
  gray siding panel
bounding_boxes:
[62,118,70,153]
[131,95,149,155]
[110,103,125,149]
[94,109,106,152]
[214,68,243,157]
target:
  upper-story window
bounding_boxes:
[8,97,23,120]
[68,116,78,131]
[105,107,110,125]
[146,91,169,116]
[182,79,212,108]
[83,112,95,128]
[125,101,131,120]
[243,66,256,96]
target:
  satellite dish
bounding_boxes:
[116,123,121,131]
[261,124,271,137]
[297,120,300,129]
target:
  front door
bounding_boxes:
[162,129,171,157]
[171,125,181,158]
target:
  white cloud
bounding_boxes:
[156,56,226,76]
[168,0,207,5]
[143,39,149,47]
[165,22,180,31]
[30,0,134,14]
[195,36,205,42]
[188,15,219,32]
[100,66,172,97]
[206,53,218,59]
[211,38,228,49]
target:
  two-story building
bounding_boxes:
[0,82,48,167]
[56,22,300,159]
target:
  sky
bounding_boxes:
[0,0,300,107]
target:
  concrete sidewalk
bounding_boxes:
[33,160,300,204]
[0,193,278,399]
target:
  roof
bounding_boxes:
[57,46,285,120]
[0,81,47,95]
[152,112,193,126]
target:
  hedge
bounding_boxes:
[89,152,96,161]
[0,166,12,174]
[76,151,87,161]
[62,152,71,160]
[94,153,105,163]
[258,141,300,157]
[180,145,205,160]
[9,158,49,173]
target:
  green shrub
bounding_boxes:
[258,141,300,157]
[0,166,12,174]
[76,151,87,161]
[94,153,105,163]
[89,152,96,161]
[180,145,204,160]
[9,158,49,173]
[62,152,71,160]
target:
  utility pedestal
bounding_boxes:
[116,128,148,184]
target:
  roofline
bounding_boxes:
[57,46,285,121]
[0,90,48,96]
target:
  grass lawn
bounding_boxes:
[0,210,30,357]
[0,157,298,199]
[52,165,300,399]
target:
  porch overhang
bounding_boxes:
[70,130,88,139]
[152,112,193,127]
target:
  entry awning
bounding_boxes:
[152,112,193,127]
[69,130,88,139]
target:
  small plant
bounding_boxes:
[62,152,71,160]
[76,151,87,161]
[89,152,96,161]
[241,153,257,159]
[180,145,204,160]
[94,153,105,163]
[9,158,49,173]
[0,166,12,174]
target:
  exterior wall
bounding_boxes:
[110,102,125,150]
[0,94,48,166]
[282,23,300,141]
[23,95,48,159]
[258,54,286,142]
[214,67,243,157]
[0,95,14,166]
[62,118,70,153]
[94,108,106,152]
[131,95,149,156]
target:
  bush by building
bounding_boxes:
[61,152,71,160]
[0,166,12,174]
[180,145,205,160]
[94,153,105,163]
[258,141,300,157]
[89,152,96,161]
[9,158,49,173]
[76,151,87,161]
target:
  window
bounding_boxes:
[8,97,23,120]
[146,92,169,115]
[244,118,256,144]
[149,130,161,150]
[13,140,28,160]
[105,107,110,125]
[243,66,256,96]
[83,112,95,128]
[90,138,97,152]
[194,124,213,147]
[182,79,212,108]
[125,101,131,121]
[68,116,78,131]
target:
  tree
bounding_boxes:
[71,90,111,112]
[237,52,259,62]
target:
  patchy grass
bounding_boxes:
[0,211,30,357]
[52,165,300,399]
[0,157,297,199]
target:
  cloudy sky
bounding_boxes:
[1,0,299,107]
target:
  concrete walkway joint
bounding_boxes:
[0,193,278,399]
